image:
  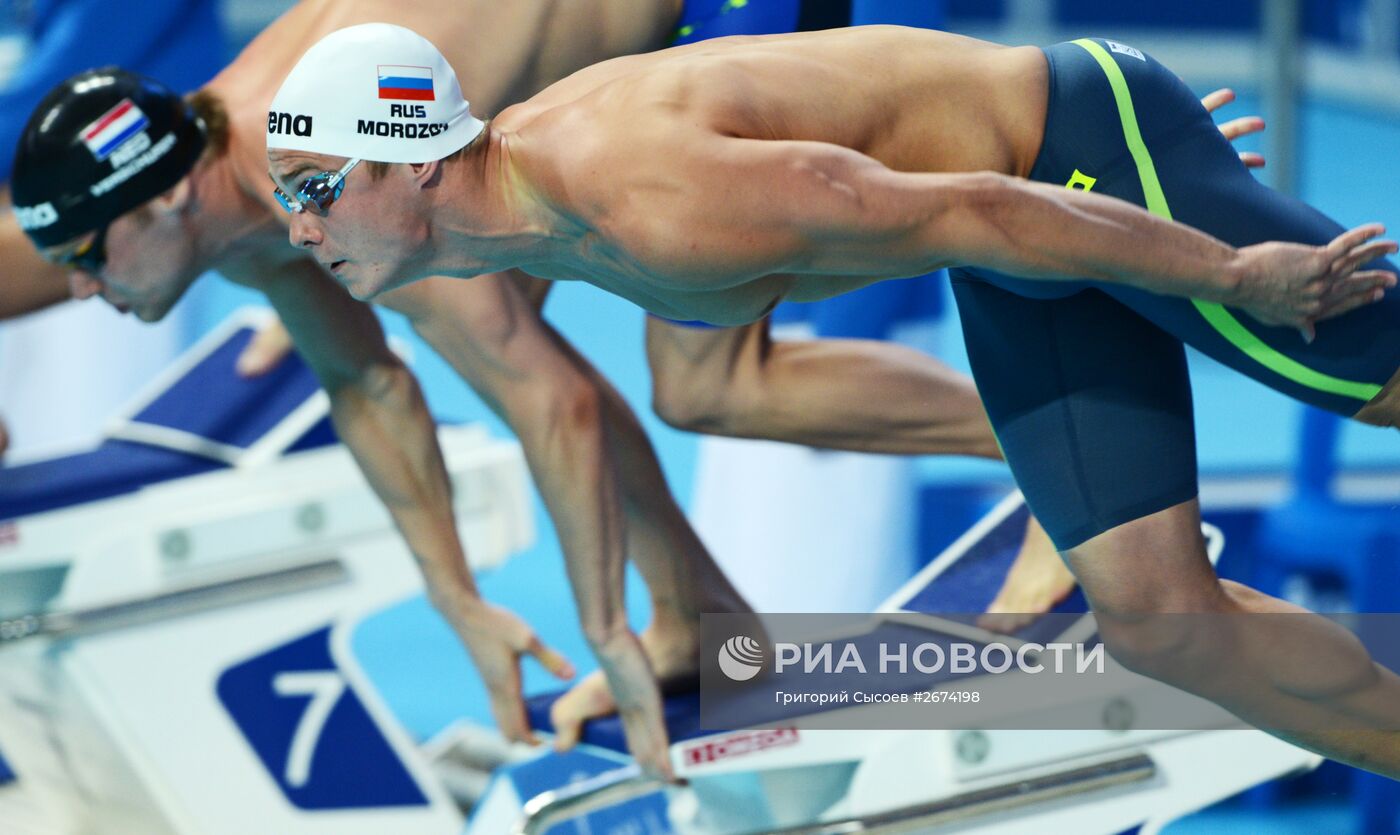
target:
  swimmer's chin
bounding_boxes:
[345,282,379,302]
[329,263,389,301]
[134,301,179,323]
[107,299,164,323]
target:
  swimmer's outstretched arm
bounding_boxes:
[684,139,1396,341]
[0,190,70,319]
[231,256,574,744]
[381,275,676,780]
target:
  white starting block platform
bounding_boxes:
[0,311,534,834]
[487,494,1322,835]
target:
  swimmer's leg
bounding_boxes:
[1068,499,1400,778]
[953,277,1400,778]
[646,315,999,457]
[978,517,1076,633]
[1354,367,1400,428]
[645,314,1070,625]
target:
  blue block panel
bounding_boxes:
[285,417,338,454]
[217,626,430,810]
[494,750,672,834]
[131,327,321,450]
[526,690,706,755]
[0,441,223,522]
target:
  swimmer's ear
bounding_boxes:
[407,159,443,190]
[149,177,194,216]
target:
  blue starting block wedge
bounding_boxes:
[0,310,334,521]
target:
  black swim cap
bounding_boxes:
[11,67,206,249]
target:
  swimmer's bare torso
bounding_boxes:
[494,27,1049,325]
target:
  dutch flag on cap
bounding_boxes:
[81,99,149,161]
[377,65,435,101]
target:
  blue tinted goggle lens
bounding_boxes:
[273,159,358,216]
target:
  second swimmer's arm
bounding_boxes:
[692,139,1395,336]
[0,190,71,319]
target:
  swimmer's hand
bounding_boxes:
[0,417,8,461]
[445,598,576,746]
[1200,88,1266,169]
[568,630,677,783]
[235,317,295,377]
[1228,224,1398,342]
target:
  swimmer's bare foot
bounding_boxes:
[550,621,701,754]
[978,515,1076,634]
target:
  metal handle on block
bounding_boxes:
[761,752,1157,834]
[0,557,349,644]
[511,764,663,835]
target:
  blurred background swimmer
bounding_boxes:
[0,0,226,459]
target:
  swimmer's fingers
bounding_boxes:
[1306,225,1395,328]
[1200,89,1266,166]
[0,418,8,460]
[450,601,575,745]
[1330,239,1399,280]
[1324,224,1389,264]
[1217,113,1267,167]
[1200,88,1237,113]
[592,632,679,784]
[484,667,536,746]
[526,633,578,681]
[1230,238,1378,339]
[1217,116,1265,143]
[1237,151,1266,169]
[456,620,533,744]
[235,317,295,377]
[1315,271,1398,321]
[618,701,678,784]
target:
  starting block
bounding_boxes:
[0,310,534,834]
[479,494,1320,834]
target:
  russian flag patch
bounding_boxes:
[81,99,149,162]
[377,65,434,101]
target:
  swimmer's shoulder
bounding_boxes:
[505,62,726,183]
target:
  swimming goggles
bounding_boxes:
[273,157,360,216]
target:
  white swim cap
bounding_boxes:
[267,23,485,164]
